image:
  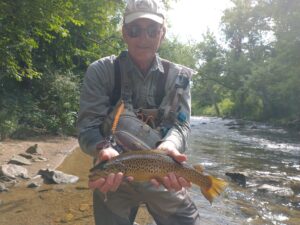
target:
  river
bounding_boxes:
[188,116,300,225]
[0,116,299,225]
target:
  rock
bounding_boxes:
[0,182,8,192]
[79,203,90,212]
[9,155,32,165]
[32,156,48,162]
[26,144,43,155]
[225,121,244,126]
[61,213,74,223]
[27,182,41,188]
[18,153,33,159]
[0,164,29,179]
[38,169,79,184]
[226,172,247,187]
[257,184,294,197]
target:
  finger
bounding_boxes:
[88,178,105,189]
[162,176,171,190]
[100,173,115,193]
[126,176,134,182]
[170,151,187,163]
[150,179,160,188]
[99,150,110,162]
[110,172,123,192]
[178,177,192,188]
[169,172,181,191]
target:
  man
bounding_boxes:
[77,0,200,224]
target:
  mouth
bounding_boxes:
[137,45,150,49]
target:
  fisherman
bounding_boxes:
[77,0,200,224]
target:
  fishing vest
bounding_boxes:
[100,52,190,152]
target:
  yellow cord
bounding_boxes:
[111,100,125,134]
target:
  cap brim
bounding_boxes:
[124,12,164,24]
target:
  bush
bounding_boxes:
[0,71,80,139]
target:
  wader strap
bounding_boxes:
[155,59,170,106]
[111,58,121,106]
[111,57,170,107]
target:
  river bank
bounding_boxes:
[0,136,154,225]
[0,136,78,178]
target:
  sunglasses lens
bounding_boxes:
[128,25,140,38]
[147,26,159,38]
[126,25,161,38]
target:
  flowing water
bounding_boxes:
[187,116,300,225]
[0,116,299,225]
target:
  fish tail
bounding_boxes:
[200,176,227,204]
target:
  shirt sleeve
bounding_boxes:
[77,57,114,157]
[159,66,193,153]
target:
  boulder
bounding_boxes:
[38,169,79,184]
[9,155,32,165]
[226,172,247,187]
[0,164,29,179]
[26,144,43,155]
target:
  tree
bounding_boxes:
[192,32,226,116]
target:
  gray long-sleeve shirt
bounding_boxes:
[77,51,193,157]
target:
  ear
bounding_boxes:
[161,26,166,40]
[159,26,166,46]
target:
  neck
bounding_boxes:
[129,54,155,75]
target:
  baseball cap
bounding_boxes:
[124,0,165,24]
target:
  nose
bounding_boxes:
[139,29,151,40]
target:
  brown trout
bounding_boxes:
[89,150,227,203]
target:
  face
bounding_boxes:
[122,18,165,65]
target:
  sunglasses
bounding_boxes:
[125,24,162,38]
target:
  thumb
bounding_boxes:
[168,150,187,163]
[99,149,110,162]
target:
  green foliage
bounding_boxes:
[0,71,80,139]
[0,0,77,80]
[0,0,125,138]
[191,0,300,128]
[159,38,198,69]
[0,0,125,81]
[1,0,299,138]
[34,72,80,135]
[218,98,235,117]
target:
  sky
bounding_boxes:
[166,0,233,43]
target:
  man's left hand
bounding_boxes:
[152,141,192,191]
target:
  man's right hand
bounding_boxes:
[88,147,133,193]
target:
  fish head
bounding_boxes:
[88,160,126,181]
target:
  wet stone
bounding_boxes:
[257,184,294,197]
[226,172,247,187]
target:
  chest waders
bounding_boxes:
[100,53,189,153]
